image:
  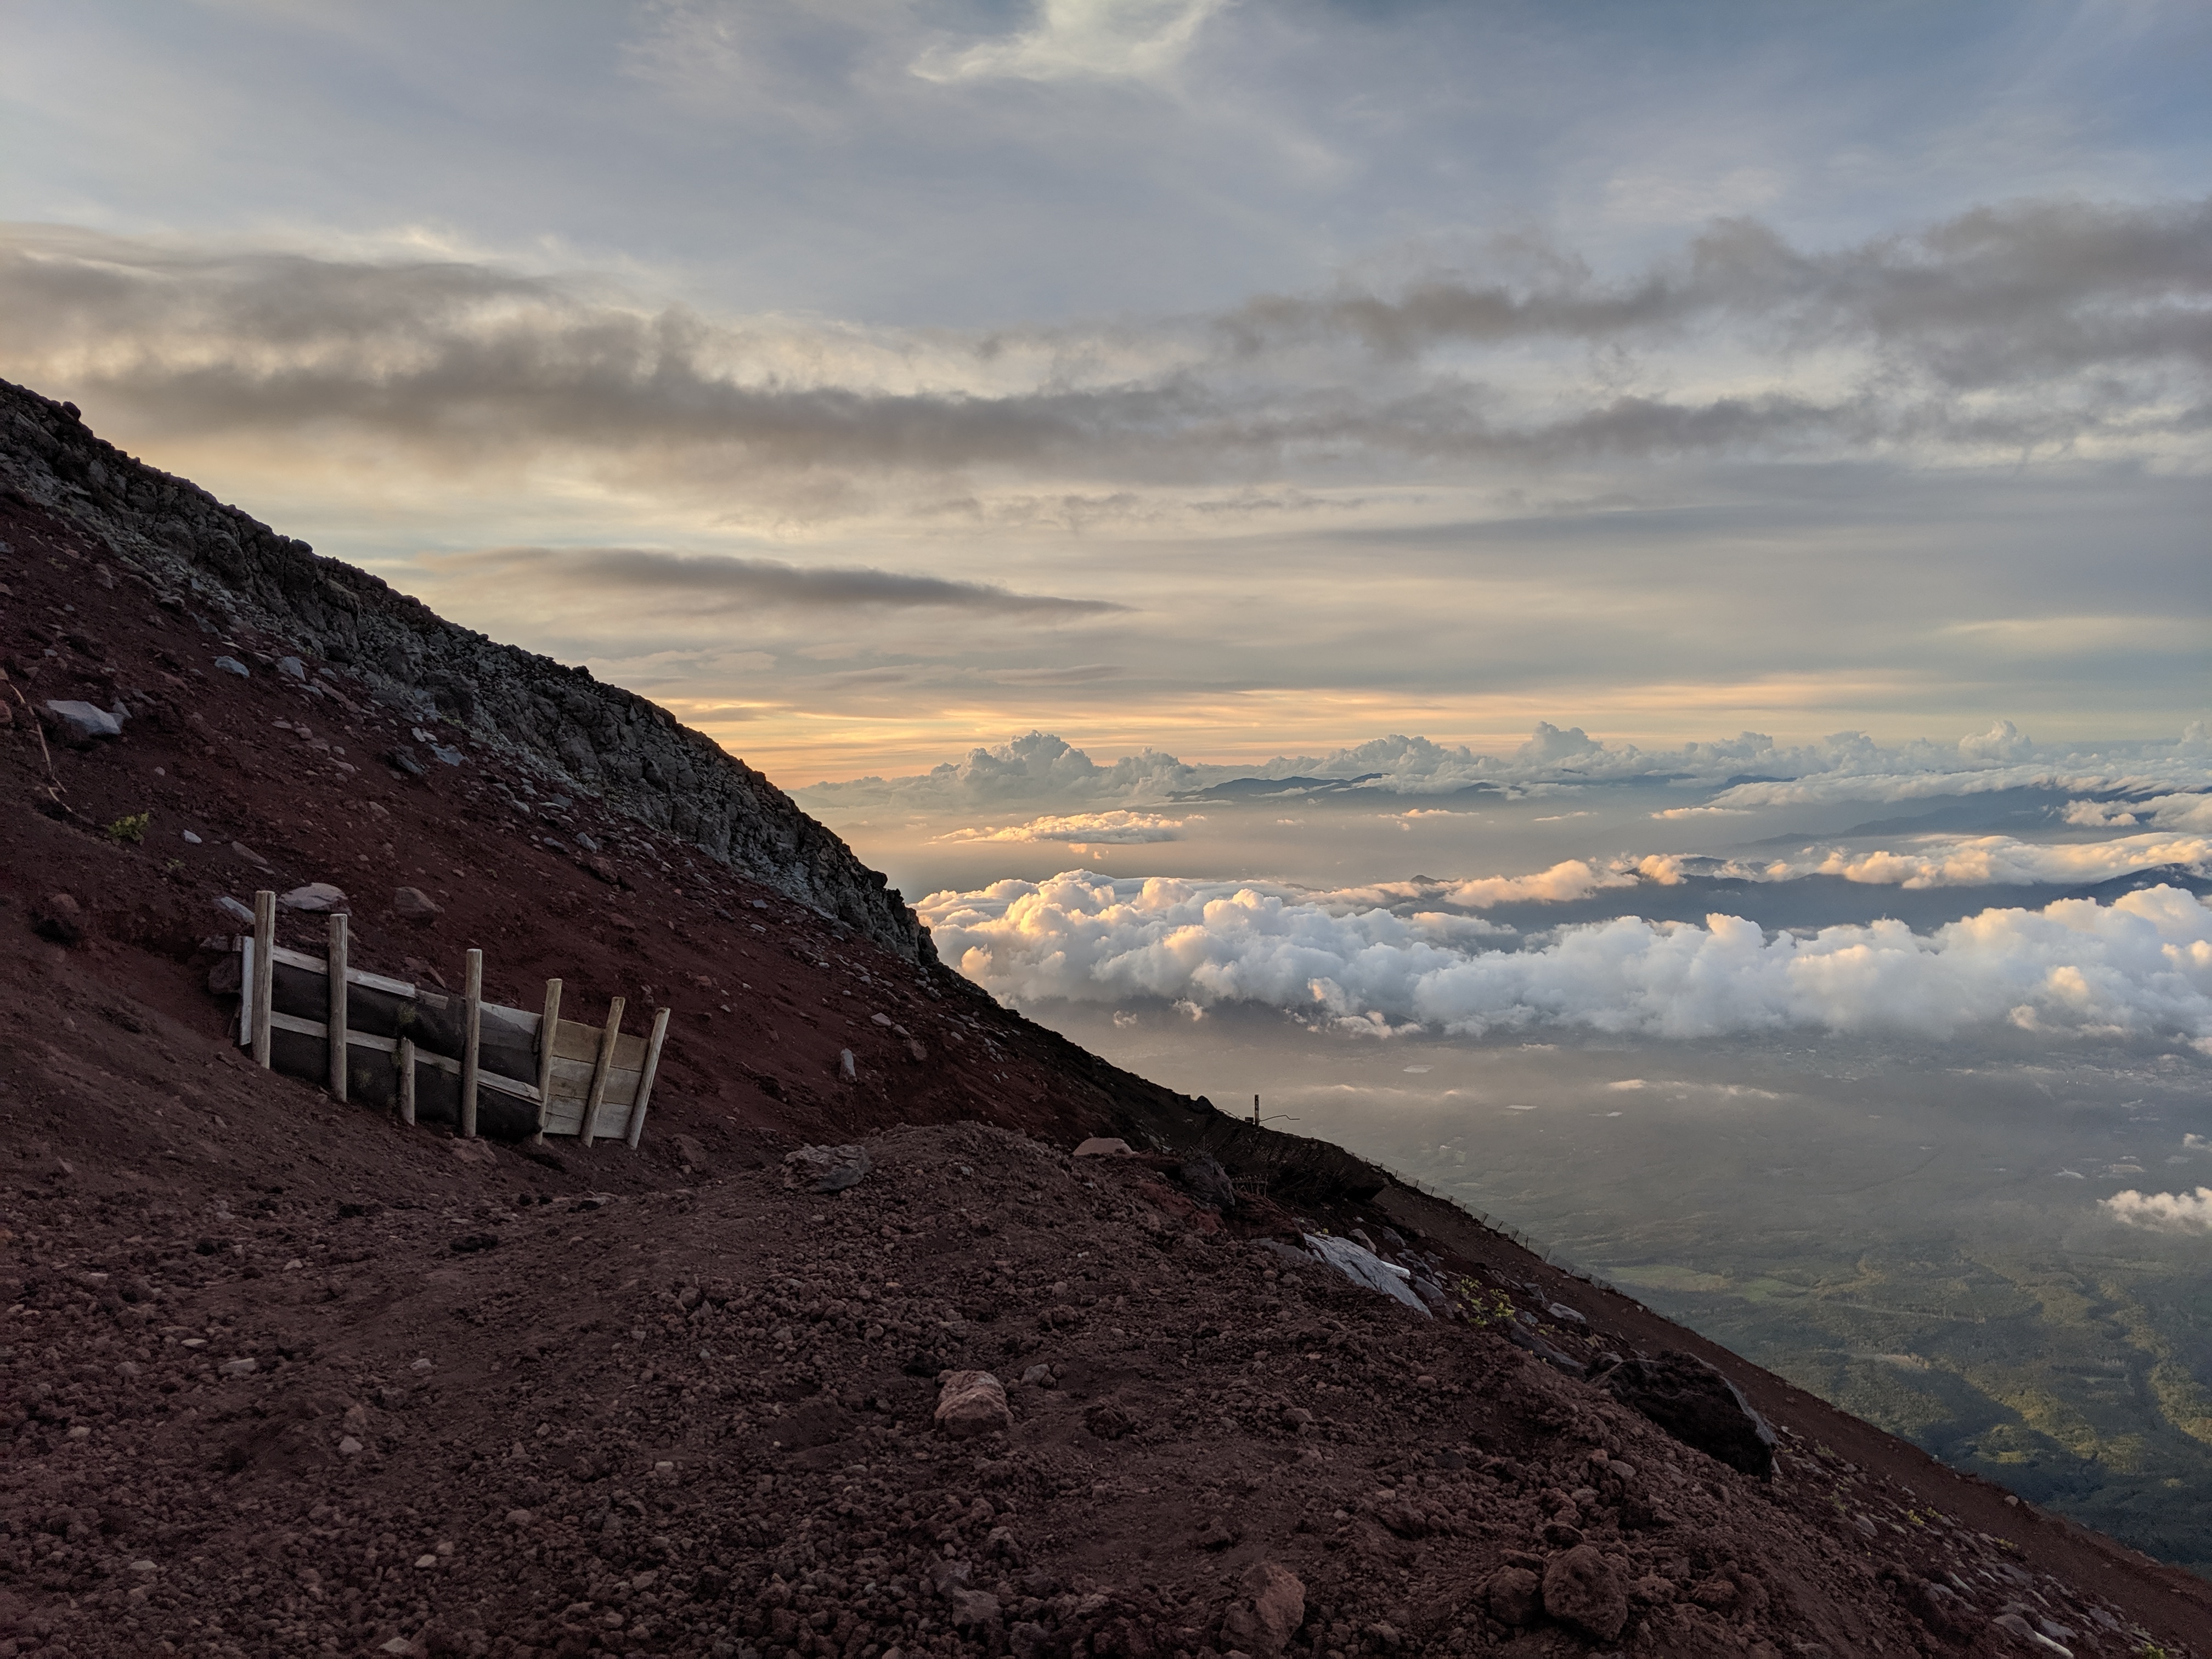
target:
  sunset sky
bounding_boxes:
[3,0,2207,786]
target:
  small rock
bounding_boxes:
[43,699,123,741]
[231,841,272,870]
[392,886,442,919]
[906,1038,928,1061]
[182,830,202,844]
[279,882,348,912]
[387,746,427,779]
[784,1143,871,1193]
[33,893,84,946]
[837,1047,857,1080]
[946,1588,1002,1630]
[871,1012,894,1025]
[276,656,307,681]
[213,656,250,678]
[934,1369,1013,1440]
[450,1141,496,1167]
[338,1436,363,1455]
[218,1357,259,1378]
[1195,1514,1241,1550]
[1485,1566,1541,1627]
[1074,1137,1133,1157]
[1542,1544,1627,1643]
[1220,1562,1305,1658]
[1019,1363,1054,1386]
[1179,1153,1238,1210]
[215,894,255,925]
[1083,1403,1135,1441]
[411,1357,433,1372]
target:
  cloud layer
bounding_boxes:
[918,876,2212,1044]
[2104,1188,2212,1233]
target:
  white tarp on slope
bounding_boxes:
[1304,1233,1430,1317]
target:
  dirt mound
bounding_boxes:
[3,403,2210,1656]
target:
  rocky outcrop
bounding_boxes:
[0,377,934,962]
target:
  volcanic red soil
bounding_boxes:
[4,465,2211,1659]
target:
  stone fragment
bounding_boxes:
[218,1357,258,1377]
[933,1369,1013,1440]
[213,656,250,677]
[338,1436,363,1455]
[43,699,122,741]
[785,1143,871,1193]
[279,882,348,912]
[1220,1562,1305,1658]
[232,841,272,870]
[1599,1350,1776,1478]
[837,1047,857,1081]
[1084,1403,1135,1441]
[215,895,256,925]
[1074,1137,1133,1157]
[392,885,442,919]
[276,655,307,680]
[1486,1565,1541,1625]
[1179,1153,1238,1210]
[33,893,83,945]
[1019,1363,1053,1386]
[387,745,427,778]
[1541,1545,1627,1642]
[946,1588,1002,1630]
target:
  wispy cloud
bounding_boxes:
[935,809,1193,844]
[425,545,1125,616]
[912,0,1228,86]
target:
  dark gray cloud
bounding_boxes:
[4,203,2204,497]
[432,546,1126,616]
[1226,199,2212,388]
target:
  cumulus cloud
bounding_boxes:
[426,545,1121,616]
[935,809,1192,844]
[799,722,2212,810]
[2063,794,2212,832]
[2103,1188,2212,1233]
[917,875,2212,1042]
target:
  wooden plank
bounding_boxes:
[544,1056,639,1106]
[625,1007,670,1150]
[549,1018,645,1069]
[254,941,417,999]
[578,997,624,1150]
[326,913,349,1103]
[237,936,255,1049]
[398,1036,416,1126]
[251,890,275,1069]
[460,947,483,1139]
[533,978,562,1139]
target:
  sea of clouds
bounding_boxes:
[917,874,2212,1046]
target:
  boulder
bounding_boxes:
[279,883,348,912]
[43,699,122,742]
[1220,1562,1305,1658]
[1073,1137,1133,1157]
[933,1370,1012,1440]
[1599,1350,1776,1479]
[1541,1545,1627,1642]
[1178,1152,1238,1210]
[392,886,442,920]
[783,1143,871,1193]
[1483,1566,1541,1627]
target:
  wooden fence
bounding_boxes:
[229,890,669,1149]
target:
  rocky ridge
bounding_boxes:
[0,377,931,963]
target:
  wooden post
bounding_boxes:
[625,1006,672,1150]
[533,978,563,1141]
[578,996,625,1150]
[459,946,484,1138]
[250,890,276,1069]
[326,912,349,1102]
[397,1037,417,1126]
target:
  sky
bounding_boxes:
[2,0,2207,785]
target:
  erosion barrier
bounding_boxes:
[221,890,668,1148]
